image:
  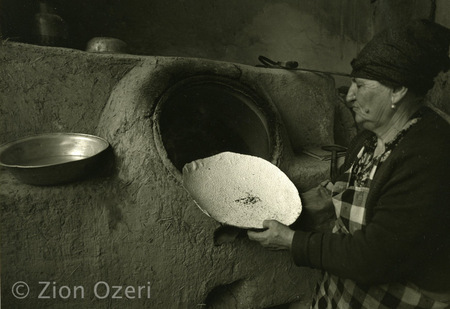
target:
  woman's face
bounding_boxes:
[346,78,394,132]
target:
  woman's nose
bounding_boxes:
[345,84,357,106]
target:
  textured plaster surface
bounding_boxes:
[426,71,450,123]
[0,42,139,144]
[0,42,341,308]
[0,165,319,308]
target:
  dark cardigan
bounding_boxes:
[292,107,450,292]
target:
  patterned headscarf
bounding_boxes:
[351,19,450,95]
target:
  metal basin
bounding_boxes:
[0,133,110,186]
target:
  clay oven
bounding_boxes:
[1,43,343,308]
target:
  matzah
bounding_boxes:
[182,152,302,229]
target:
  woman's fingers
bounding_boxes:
[262,219,279,229]
[247,220,294,250]
[247,229,268,241]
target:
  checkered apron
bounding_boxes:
[311,117,449,309]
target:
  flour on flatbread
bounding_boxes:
[182,152,302,229]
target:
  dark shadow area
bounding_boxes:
[158,80,272,171]
[1,0,122,50]
[204,279,244,308]
[213,225,247,246]
[264,304,291,309]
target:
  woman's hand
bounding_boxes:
[247,220,295,251]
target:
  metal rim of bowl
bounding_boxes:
[0,133,110,169]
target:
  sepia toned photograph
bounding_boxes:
[1,1,449,308]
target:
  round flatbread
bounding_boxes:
[182,152,302,229]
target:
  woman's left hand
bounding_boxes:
[247,220,295,251]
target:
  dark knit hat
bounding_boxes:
[351,19,450,95]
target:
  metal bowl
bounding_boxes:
[0,133,110,186]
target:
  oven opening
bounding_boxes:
[157,78,274,171]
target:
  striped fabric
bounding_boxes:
[311,115,449,309]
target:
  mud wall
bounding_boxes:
[0,44,139,144]
[0,41,344,308]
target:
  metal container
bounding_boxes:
[0,133,110,186]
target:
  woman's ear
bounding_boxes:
[391,86,408,104]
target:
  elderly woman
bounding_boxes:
[248,19,450,308]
